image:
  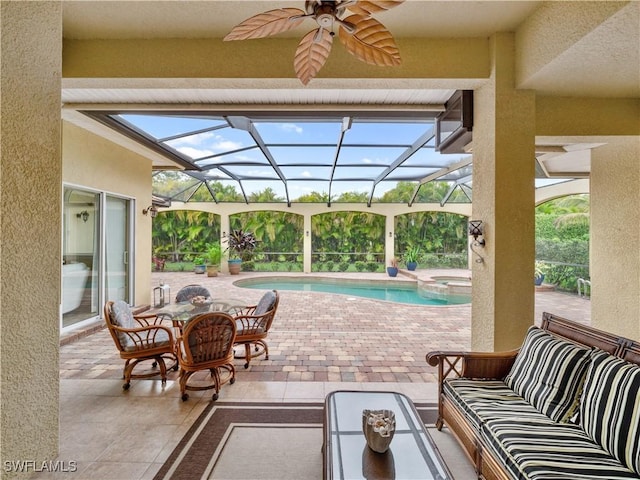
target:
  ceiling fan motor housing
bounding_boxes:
[315,3,339,28]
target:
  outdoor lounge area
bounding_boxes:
[43,269,592,479]
[2,1,639,479]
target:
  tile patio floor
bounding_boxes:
[60,269,591,384]
[36,269,591,480]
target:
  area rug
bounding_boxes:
[154,401,439,480]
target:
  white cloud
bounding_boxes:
[213,139,243,151]
[362,157,373,164]
[280,123,303,134]
[171,132,243,154]
[301,171,312,177]
[170,131,214,147]
[176,146,214,159]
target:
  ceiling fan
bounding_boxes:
[223,0,404,85]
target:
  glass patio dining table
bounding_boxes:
[154,298,249,327]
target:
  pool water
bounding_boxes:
[234,277,470,306]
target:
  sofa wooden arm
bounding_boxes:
[426,350,519,382]
[426,350,519,433]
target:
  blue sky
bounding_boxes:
[120,113,571,201]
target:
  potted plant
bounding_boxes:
[193,256,206,274]
[534,261,546,286]
[224,229,257,275]
[387,257,399,277]
[404,246,420,271]
[205,242,222,277]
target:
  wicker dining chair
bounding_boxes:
[232,290,279,369]
[175,284,211,303]
[177,312,237,401]
[104,300,177,390]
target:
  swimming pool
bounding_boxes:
[234,277,471,306]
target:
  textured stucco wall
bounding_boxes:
[62,37,490,82]
[471,33,536,351]
[516,1,629,93]
[1,2,62,477]
[63,122,153,307]
[591,137,640,339]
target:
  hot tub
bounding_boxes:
[419,275,472,299]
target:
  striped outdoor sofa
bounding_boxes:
[427,312,640,480]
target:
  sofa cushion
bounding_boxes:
[580,349,640,475]
[444,379,546,432]
[482,416,639,479]
[504,326,592,422]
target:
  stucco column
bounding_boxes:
[303,214,312,273]
[1,1,62,473]
[220,213,230,274]
[471,33,536,351]
[590,137,640,339]
[385,214,395,267]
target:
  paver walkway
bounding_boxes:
[60,269,590,383]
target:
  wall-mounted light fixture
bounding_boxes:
[305,231,309,237]
[142,205,158,218]
[468,220,485,263]
[76,210,89,223]
[389,232,393,238]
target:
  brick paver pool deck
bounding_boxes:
[60,269,591,384]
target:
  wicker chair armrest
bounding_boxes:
[112,323,174,348]
[426,350,519,381]
[234,305,257,316]
[234,313,269,334]
[134,313,166,327]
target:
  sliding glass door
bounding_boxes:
[105,196,130,304]
[62,186,133,330]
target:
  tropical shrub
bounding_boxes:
[242,260,255,271]
[535,195,590,292]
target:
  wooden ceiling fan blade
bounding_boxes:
[338,14,401,66]
[346,0,404,16]
[294,28,333,85]
[224,8,307,41]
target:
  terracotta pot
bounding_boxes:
[228,259,242,275]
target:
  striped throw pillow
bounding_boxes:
[580,349,640,475]
[505,326,592,423]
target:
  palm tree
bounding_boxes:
[550,195,590,229]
